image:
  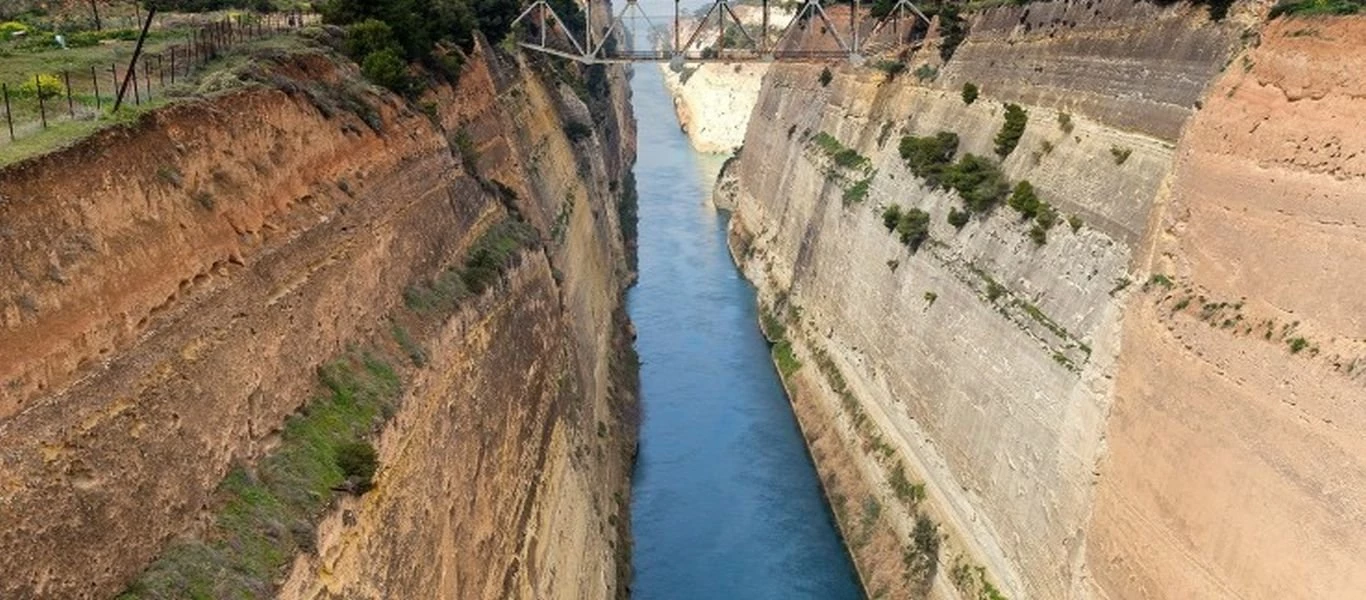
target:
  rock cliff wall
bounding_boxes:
[714,4,1364,599]
[0,35,636,600]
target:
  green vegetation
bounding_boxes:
[1269,0,1363,16]
[119,353,401,599]
[936,4,967,62]
[564,120,594,142]
[870,59,907,80]
[883,205,903,231]
[947,207,970,229]
[985,280,1005,302]
[812,132,871,170]
[913,64,938,82]
[1007,180,1040,219]
[819,66,833,87]
[943,154,1009,213]
[923,291,938,307]
[994,103,1028,158]
[322,0,543,85]
[403,218,538,312]
[1057,111,1074,134]
[1111,145,1132,165]
[1068,214,1083,233]
[1288,337,1309,354]
[898,131,959,188]
[905,515,940,587]
[961,82,979,105]
[773,339,801,376]
[335,441,379,492]
[951,561,1009,600]
[843,176,873,204]
[1145,273,1175,291]
[895,207,932,252]
[889,463,926,505]
[391,321,427,366]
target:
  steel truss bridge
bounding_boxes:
[511,0,930,64]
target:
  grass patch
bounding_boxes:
[812,131,871,170]
[402,218,538,312]
[1269,0,1363,17]
[118,353,401,599]
[843,175,873,204]
[773,339,801,377]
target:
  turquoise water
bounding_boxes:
[625,64,863,600]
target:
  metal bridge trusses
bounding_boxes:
[511,0,932,64]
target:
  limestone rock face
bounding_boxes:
[0,40,636,600]
[720,4,1366,599]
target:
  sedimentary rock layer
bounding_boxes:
[0,40,636,599]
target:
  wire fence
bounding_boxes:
[0,11,318,147]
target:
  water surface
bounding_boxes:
[626,64,863,600]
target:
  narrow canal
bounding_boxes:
[625,63,863,599]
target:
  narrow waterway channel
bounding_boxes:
[626,64,863,599]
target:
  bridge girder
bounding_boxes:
[510,0,931,65]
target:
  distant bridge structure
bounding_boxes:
[510,0,930,65]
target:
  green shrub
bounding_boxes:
[906,515,941,585]
[1029,224,1048,246]
[986,281,1005,301]
[943,154,1009,213]
[1269,0,1363,16]
[843,176,872,204]
[18,73,62,100]
[872,60,907,80]
[994,103,1028,158]
[1068,214,1083,233]
[1008,180,1040,219]
[346,19,399,58]
[961,82,978,105]
[0,21,27,39]
[898,132,959,187]
[813,132,870,170]
[936,4,967,62]
[882,205,902,231]
[1288,337,1309,353]
[361,49,414,95]
[896,208,931,251]
[1058,111,1074,133]
[564,121,593,142]
[913,64,938,82]
[1111,145,1132,165]
[334,441,378,492]
[947,207,970,229]
[1035,202,1058,230]
[819,66,833,87]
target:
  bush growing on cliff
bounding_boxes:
[361,48,416,95]
[335,441,379,493]
[1007,180,1040,219]
[1269,0,1363,16]
[905,514,941,586]
[935,3,967,62]
[883,204,903,231]
[943,154,1009,213]
[947,207,970,229]
[994,103,1028,158]
[819,66,833,87]
[896,208,931,251]
[898,132,959,187]
[961,82,979,105]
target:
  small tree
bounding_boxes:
[335,441,379,493]
[1008,180,1040,219]
[896,208,931,251]
[994,103,1028,158]
[362,49,414,96]
[882,204,902,231]
[961,82,979,105]
[818,66,833,87]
